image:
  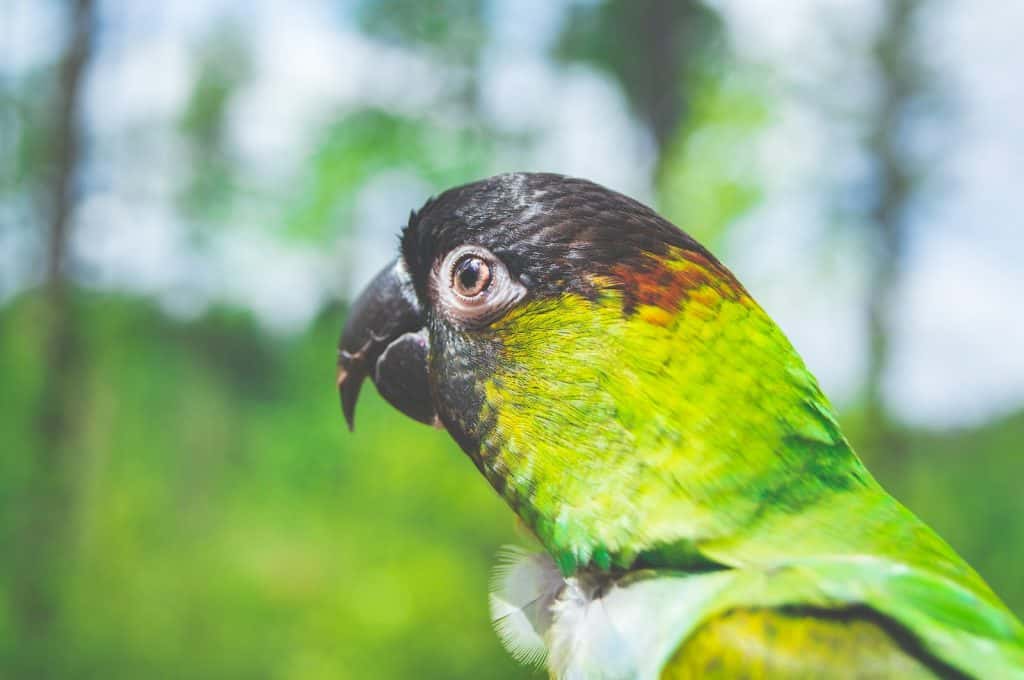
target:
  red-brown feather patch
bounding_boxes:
[610,249,746,315]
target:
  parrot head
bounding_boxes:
[339,172,856,574]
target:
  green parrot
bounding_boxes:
[337,173,1024,679]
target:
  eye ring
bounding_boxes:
[434,245,527,327]
[451,254,492,298]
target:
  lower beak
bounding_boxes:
[337,259,438,430]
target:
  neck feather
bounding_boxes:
[476,251,873,574]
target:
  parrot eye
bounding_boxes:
[435,245,526,327]
[452,255,491,298]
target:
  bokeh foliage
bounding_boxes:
[0,294,536,679]
[1,1,1021,678]
[1,291,1019,678]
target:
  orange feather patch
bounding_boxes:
[609,249,747,316]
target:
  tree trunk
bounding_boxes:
[863,0,923,462]
[634,0,714,171]
[13,1,94,676]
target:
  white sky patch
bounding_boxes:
[346,170,435,295]
[226,8,358,185]
[888,237,1024,426]
[480,56,656,202]
[481,0,655,199]
[82,29,193,134]
[711,0,881,87]
[72,191,343,334]
[210,228,332,334]
[0,199,44,304]
[227,1,458,187]
[880,0,1024,426]
[486,0,567,56]
[0,0,67,76]
[72,192,205,298]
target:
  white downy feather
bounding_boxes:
[489,547,735,679]
[489,546,566,667]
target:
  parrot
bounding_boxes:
[336,172,1024,679]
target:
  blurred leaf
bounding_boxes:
[355,0,485,63]
[283,109,493,241]
[178,28,252,225]
[657,73,768,247]
[0,291,535,679]
[1,67,58,195]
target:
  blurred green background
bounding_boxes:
[2,0,1022,678]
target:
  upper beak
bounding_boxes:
[337,259,438,430]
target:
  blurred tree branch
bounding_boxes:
[862,0,925,462]
[178,28,251,228]
[13,0,94,675]
[557,0,723,167]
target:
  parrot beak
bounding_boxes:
[337,259,439,431]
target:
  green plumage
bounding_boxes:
[477,248,1023,677]
[664,607,947,678]
[340,173,1024,678]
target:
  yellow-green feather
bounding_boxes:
[661,608,942,679]
[480,251,887,573]
[471,248,1022,676]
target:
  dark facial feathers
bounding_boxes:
[400,172,719,305]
